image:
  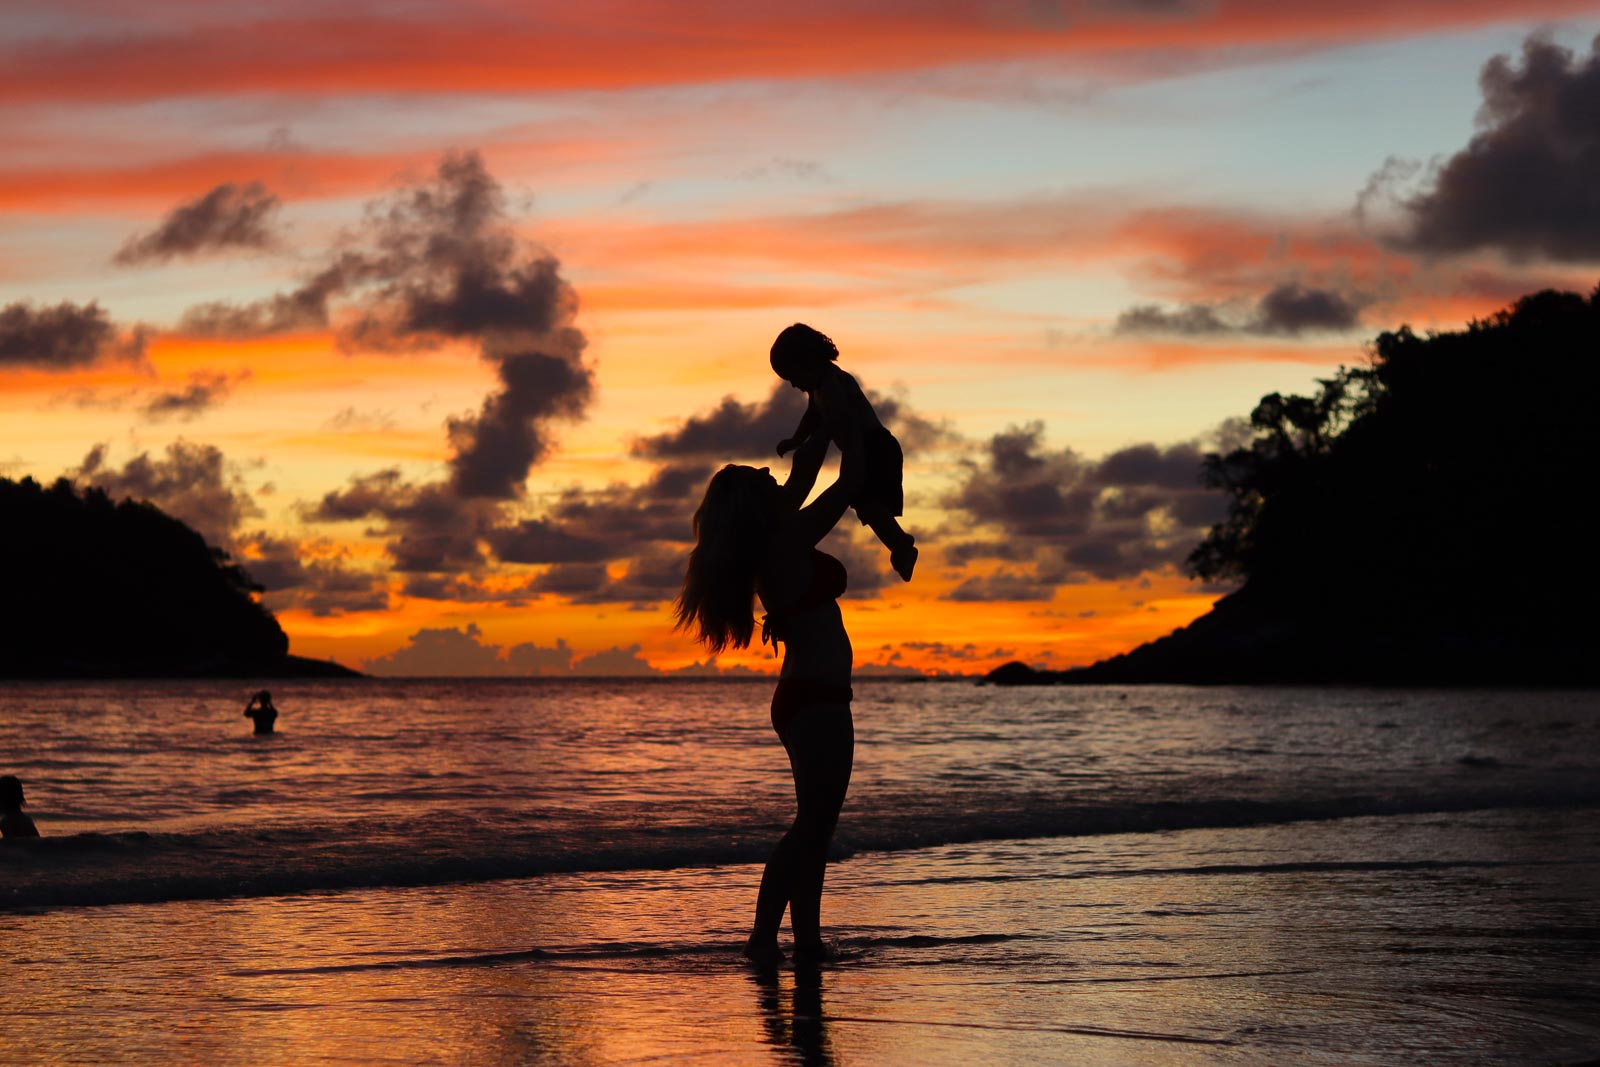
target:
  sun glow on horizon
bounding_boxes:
[3,3,1594,674]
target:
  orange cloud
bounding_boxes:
[2,2,1590,105]
[0,150,421,212]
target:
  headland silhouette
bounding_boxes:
[0,476,356,679]
[990,286,1600,685]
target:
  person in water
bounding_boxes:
[243,690,278,735]
[676,429,862,968]
[771,323,917,582]
[1,775,39,838]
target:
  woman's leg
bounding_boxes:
[781,704,855,954]
[746,703,854,962]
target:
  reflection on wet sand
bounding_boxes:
[4,809,1599,1065]
[756,966,835,1067]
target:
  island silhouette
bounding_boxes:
[990,286,1600,686]
[0,476,355,679]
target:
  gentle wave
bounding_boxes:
[5,782,1597,912]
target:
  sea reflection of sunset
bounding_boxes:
[2,681,1598,1063]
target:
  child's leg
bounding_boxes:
[857,505,918,581]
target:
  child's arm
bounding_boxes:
[776,397,822,457]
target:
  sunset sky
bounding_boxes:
[3,1,1596,676]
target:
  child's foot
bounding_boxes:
[891,544,918,582]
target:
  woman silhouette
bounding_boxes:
[676,430,862,967]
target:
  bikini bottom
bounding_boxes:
[770,677,853,737]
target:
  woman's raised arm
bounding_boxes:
[789,425,864,547]
[781,433,829,511]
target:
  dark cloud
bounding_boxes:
[943,422,1226,596]
[235,532,389,617]
[1114,303,1230,336]
[570,644,658,676]
[895,640,1016,662]
[604,551,691,604]
[447,347,593,500]
[1389,34,1600,262]
[525,551,684,606]
[950,424,1096,541]
[534,479,697,553]
[943,539,1038,564]
[1254,283,1362,334]
[866,390,962,452]
[73,440,261,549]
[362,625,648,677]
[67,442,385,614]
[633,383,953,460]
[179,265,341,336]
[526,562,613,600]
[643,461,716,504]
[820,527,893,598]
[114,182,281,266]
[305,470,490,573]
[946,569,1062,602]
[231,532,309,591]
[182,151,593,505]
[632,387,807,459]
[139,371,241,422]
[178,152,582,350]
[363,623,525,677]
[1114,283,1364,337]
[0,301,145,370]
[397,572,545,603]
[506,638,576,674]
[1093,442,1208,490]
[485,518,612,564]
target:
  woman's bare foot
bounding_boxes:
[791,939,839,969]
[743,937,784,969]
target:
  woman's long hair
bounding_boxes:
[674,466,775,653]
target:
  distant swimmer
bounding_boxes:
[244,690,279,735]
[0,775,40,838]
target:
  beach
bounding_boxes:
[5,808,1598,1064]
[3,680,1599,1064]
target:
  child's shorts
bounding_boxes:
[852,425,904,522]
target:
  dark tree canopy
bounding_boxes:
[1190,286,1598,627]
[996,285,1600,684]
[0,475,315,677]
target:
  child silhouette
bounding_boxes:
[771,324,917,581]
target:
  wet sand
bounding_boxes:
[5,807,1598,1065]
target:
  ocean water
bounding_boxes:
[1,679,1597,908]
[3,680,1599,1064]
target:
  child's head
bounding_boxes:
[770,324,838,389]
[0,775,25,810]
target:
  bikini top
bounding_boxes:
[760,549,848,653]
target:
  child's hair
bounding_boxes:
[673,466,775,653]
[0,775,25,809]
[770,323,839,375]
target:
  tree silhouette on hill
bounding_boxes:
[0,476,351,677]
[999,285,1600,684]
